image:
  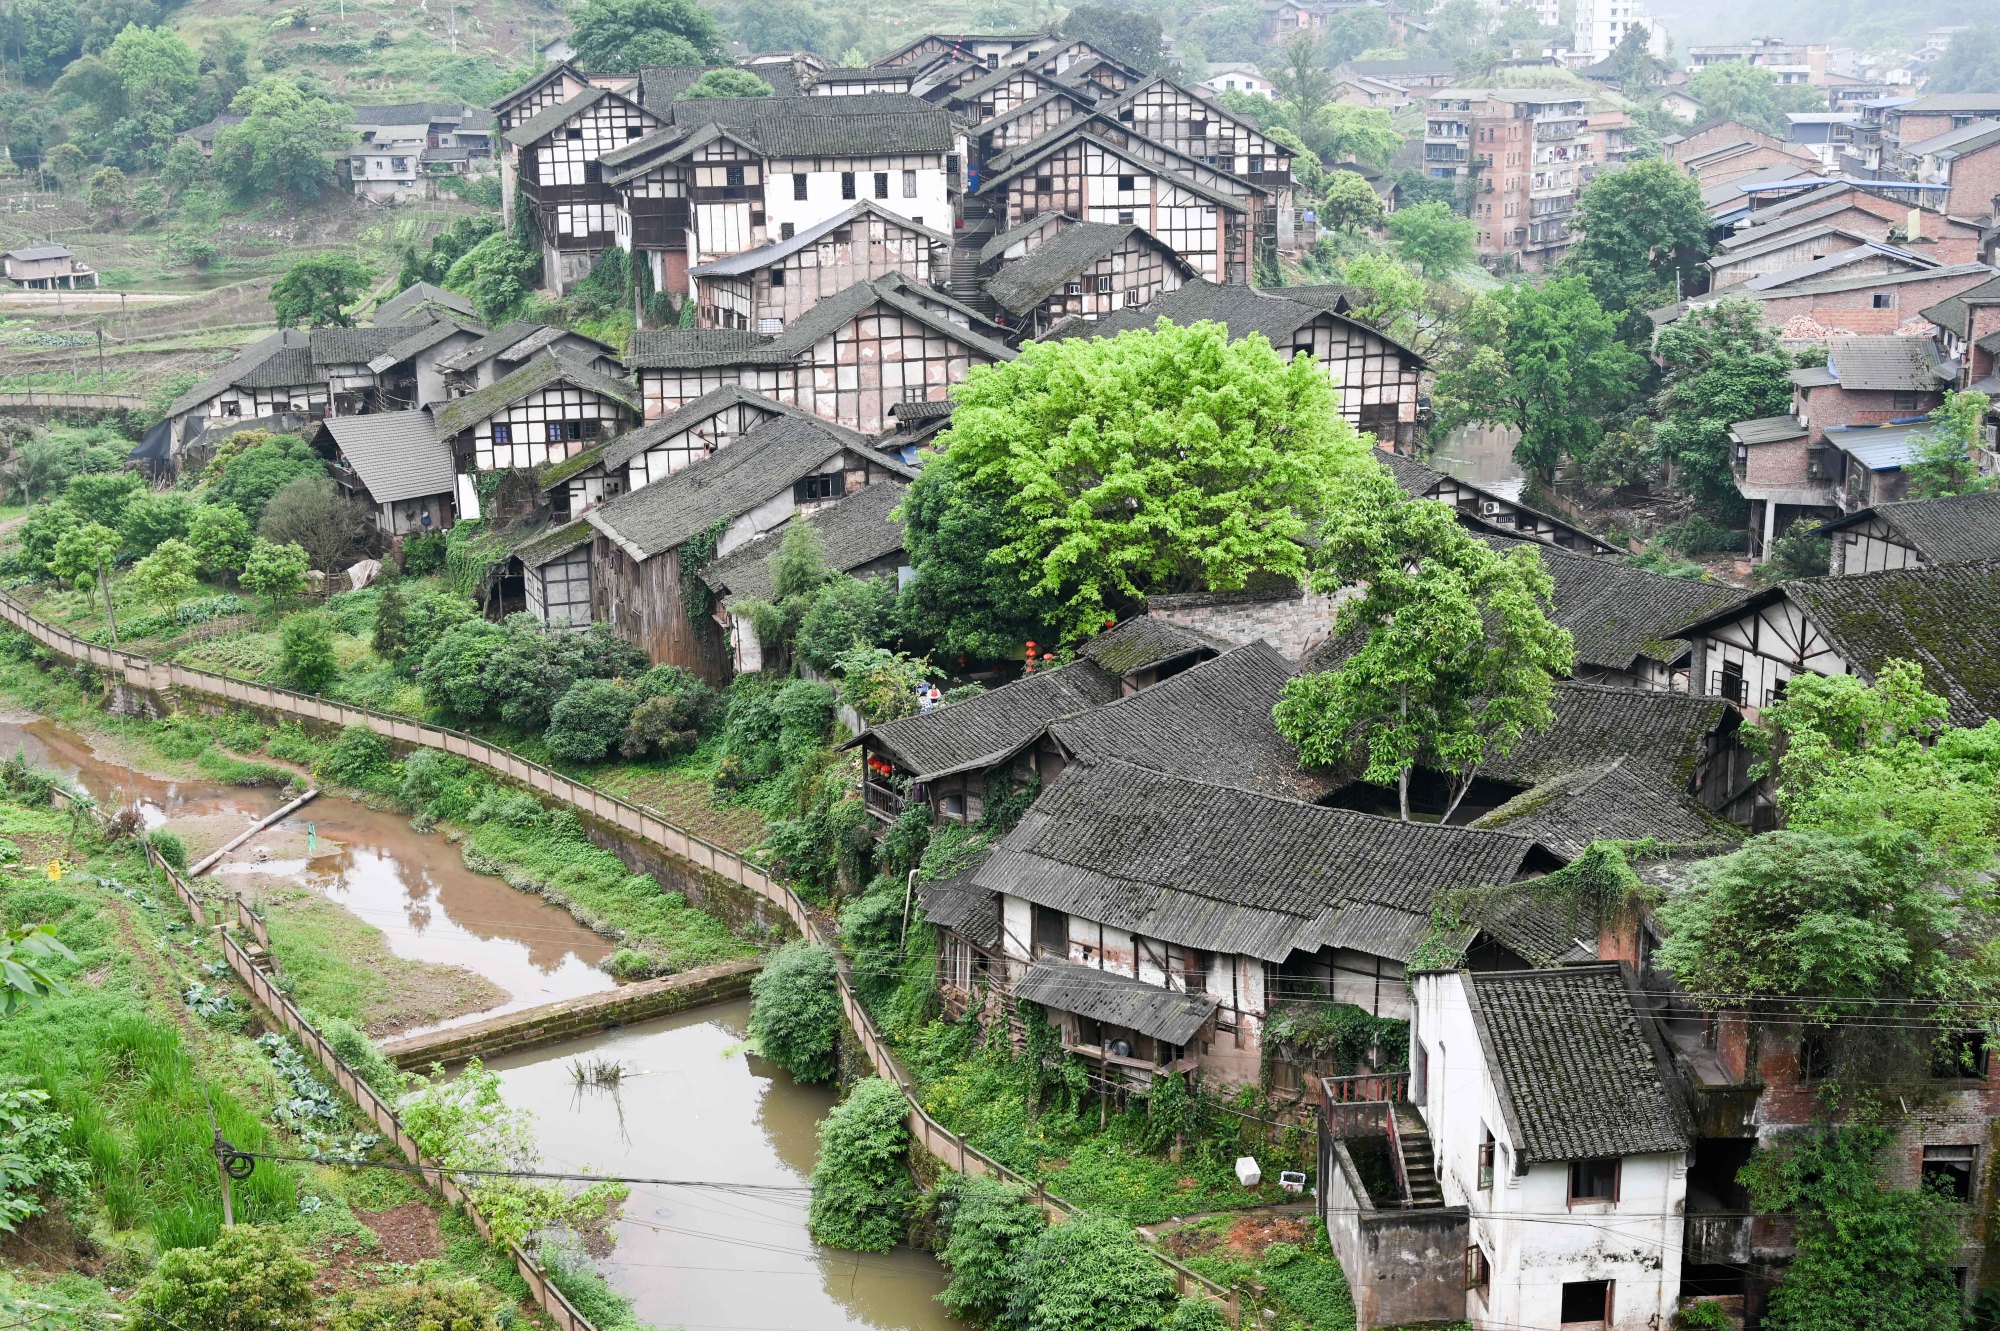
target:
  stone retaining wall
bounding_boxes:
[379,958,762,1069]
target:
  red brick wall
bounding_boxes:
[1800,383,1943,440]
[1694,143,1822,188]
[1743,436,1811,488]
[1969,304,2000,383]
[1947,141,2000,223]
[1757,268,1998,339]
[1670,120,1808,168]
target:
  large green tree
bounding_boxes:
[1902,390,1995,501]
[1273,463,1574,819]
[1923,25,2000,95]
[569,0,728,71]
[1563,158,1711,331]
[49,521,123,642]
[1385,201,1476,276]
[210,78,352,200]
[1687,61,1827,137]
[1060,4,1166,71]
[1650,300,1792,509]
[1431,277,1643,480]
[902,320,1370,646]
[270,254,376,328]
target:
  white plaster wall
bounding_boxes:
[763,162,953,238]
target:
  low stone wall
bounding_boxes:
[378,958,762,1069]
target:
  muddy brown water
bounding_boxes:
[8,712,962,1326]
[486,998,961,1331]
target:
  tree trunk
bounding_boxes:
[1397,685,1411,822]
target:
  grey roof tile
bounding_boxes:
[628,277,1015,369]
[1052,278,1422,362]
[984,222,1190,315]
[1465,964,1690,1163]
[701,481,907,605]
[687,202,946,278]
[376,282,478,326]
[1480,683,1737,789]
[864,659,1124,779]
[1479,535,1744,672]
[432,354,639,440]
[1014,957,1218,1045]
[583,412,858,560]
[1824,334,1948,390]
[1471,758,1738,858]
[599,385,802,472]
[1783,559,2000,725]
[319,409,456,503]
[504,86,612,146]
[1075,615,1229,677]
[1731,414,1809,443]
[1818,491,2000,566]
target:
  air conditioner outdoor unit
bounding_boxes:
[1479,499,1505,516]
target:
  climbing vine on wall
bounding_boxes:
[1260,1004,1409,1091]
[680,517,731,623]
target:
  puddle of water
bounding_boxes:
[0,714,281,849]
[1428,423,1526,502]
[486,998,961,1331]
[215,800,618,1034]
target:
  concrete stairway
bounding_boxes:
[1394,1104,1447,1208]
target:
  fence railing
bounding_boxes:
[142,840,601,1331]
[0,590,1243,1321]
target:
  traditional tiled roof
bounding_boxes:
[1824,491,2000,563]
[319,410,455,503]
[167,329,312,416]
[701,481,907,605]
[366,316,485,374]
[636,62,806,104]
[687,202,947,278]
[599,385,797,472]
[978,211,1073,266]
[1048,642,1336,802]
[5,243,72,261]
[1371,450,1619,554]
[653,92,955,157]
[984,222,1190,315]
[1472,758,1737,858]
[503,85,612,146]
[1482,683,1736,789]
[235,340,319,390]
[971,760,1543,963]
[981,120,1253,211]
[1823,334,1949,390]
[1475,536,1743,674]
[1779,559,2000,725]
[512,518,594,570]
[432,354,639,439]
[1902,121,2000,159]
[1730,414,1808,444]
[351,100,484,126]
[1464,965,1690,1164]
[1053,278,1422,361]
[377,283,478,326]
[1015,957,1218,1045]
[916,853,1000,949]
[309,324,429,365]
[1075,616,1228,678]
[434,321,613,374]
[862,660,1124,780]
[582,413,857,561]
[628,277,1016,369]
[1919,273,2000,332]
[1738,243,1934,293]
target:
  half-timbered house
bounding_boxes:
[1815,490,2000,574]
[504,86,663,291]
[807,65,919,96]
[688,203,948,331]
[1054,280,1426,448]
[164,329,328,457]
[431,353,641,478]
[492,61,594,135]
[977,120,1259,282]
[967,88,1093,169]
[701,480,910,671]
[514,520,596,630]
[581,412,913,677]
[1676,559,2000,722]
[628,275,1014,435]
[1374,451,1620,557]
[1104,76,1296,244]
[982,219,1195,337]
[876,33,1044,70]
[939,63,1071,125]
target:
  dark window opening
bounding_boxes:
[725,164,745,187]
[1560,1280,1611,1325]
[583,162,601,184]
[770,268,786,287]
[491,423,511,444]
[874,171,890,199]
[625,125,642,138]
[1891,390,1919,410]
[1923,1145,1976,1202]
[1872,292,1894,309]
[1118,174,1136,191]
[1478,1128,1496,1190]
[1032,904,1068,958]
[1800,1029,1835,1081]
[1465,1244,1490,1296]
[1034,175,1053,193]
[841,171,856,199]
[794,473,842,502]
[1933,1031,1990,1079]
[1117,209,1135,224]
[1567,1158,1619,1204]
[779,222,794,239]
[565,127,582,140]
[793,173,809,200]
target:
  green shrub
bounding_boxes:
[546,678,637,763]
[1006,1212,1176,1331]
[318,724,394,790]
[401,750,478,823]
[277,612,337,693]
[837,876,908,1010]
[618,665,720,759]
[534,1234,647,1330]
[748,940,841,1083]
[1159,1299,1232,1331]
[762,785,870,899]
[0,1084,91,1230]
[1674,1302,1733,1331]
[401,532,448,576]
[146,828,188,871]
[807,1077,914,1251]
[314,1012,401,1096]
[933,1174,1046,1323]
[333,1280,499,1331]
[131,1226,316,1331]
[396,588,477,665]
[795,574,896,670]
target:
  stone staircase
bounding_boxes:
[1394,1104,1447,1208]
[948,241,1000,319]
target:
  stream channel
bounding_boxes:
[5,711,960,1331]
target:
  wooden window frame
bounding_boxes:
[1477,1128,1496,1191]
[1559,1279,1612,1327]
[1567,1157,1619,1206]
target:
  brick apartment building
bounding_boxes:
[1425,88,1591,270]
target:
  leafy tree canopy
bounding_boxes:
[210,78,352,201]
[1385,200,1475,276]
[271,254,376,328]
[1903,390,1994,501]
[677,68,772,99]
[1650,300,1791,510]
[1060,4,1167,71]
[1563,158,1710,327]
[1006,1212,1177,1331]
[904,320,1370,646]
[1430,277,1642,479]
[569,0,728,72]
[1274,463,1574,819]
[1917,25,2000,95]
[1318,168,1386,233]
[1687,60,1826,137]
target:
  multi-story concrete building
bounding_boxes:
[1427,88,1590,270]
[1570,1,1667,66]
[1686,37,1829,86]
